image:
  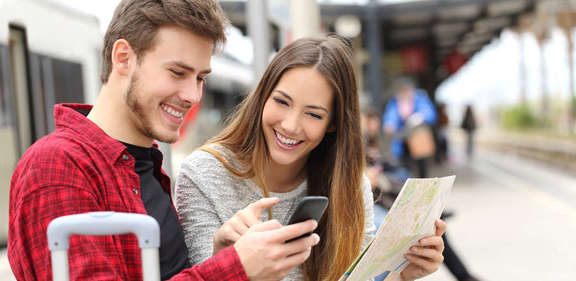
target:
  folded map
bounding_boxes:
[339,176,456,281]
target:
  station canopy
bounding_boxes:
[220,0,536,74]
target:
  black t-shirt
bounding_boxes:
[122,142,190,280]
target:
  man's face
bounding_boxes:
[125,26,213,144]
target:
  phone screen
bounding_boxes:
[286,196,328,242]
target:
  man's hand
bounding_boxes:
[400,219,447,281]
[234,219,320,281]
[213,197,279,255]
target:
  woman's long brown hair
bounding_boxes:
[205,34,365,281]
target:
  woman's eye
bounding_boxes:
[307,112,323,120]
[273,97,289,106]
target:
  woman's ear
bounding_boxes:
[111,39,135,77]
[327,122,336,133]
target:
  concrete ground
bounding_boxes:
[421,137,576,281]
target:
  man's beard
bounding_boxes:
[125,74,178,144]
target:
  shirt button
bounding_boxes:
[122,154,130,161]
[132,188,139,195]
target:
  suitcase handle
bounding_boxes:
[47,211,160,281]
[47,211,160,250]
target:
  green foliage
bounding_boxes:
[500,104,541,130]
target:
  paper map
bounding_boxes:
[339,176,455,281]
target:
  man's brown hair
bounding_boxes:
[100,0,228,84]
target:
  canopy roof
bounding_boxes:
[220,0,535,61]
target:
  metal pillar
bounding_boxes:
[366,0,383,111]
[290,0,321,40]
[247,0,271,81]
[557,11,576,132]
[517,31,527,105]
[538,40,549,120]
[568,31,575,132]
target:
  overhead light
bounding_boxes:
[335,15,362,38]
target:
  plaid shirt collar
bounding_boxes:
[55,103,129,165]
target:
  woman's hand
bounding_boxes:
[400,219,447,281]
[213,197,279,255]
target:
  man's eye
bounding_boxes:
[170,69,184,76]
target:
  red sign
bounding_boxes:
[401,46,428,73]
[443,50,468,74]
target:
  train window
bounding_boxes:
[29,56,85,133]
[51,57,84,104]
[28,54,50,137]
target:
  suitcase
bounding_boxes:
[47,211,161,281]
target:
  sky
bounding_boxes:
[52,0,119,32]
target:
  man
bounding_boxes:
[8,0,319,280]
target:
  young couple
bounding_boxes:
[8,0,445,280]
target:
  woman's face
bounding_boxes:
[261,67,334,168]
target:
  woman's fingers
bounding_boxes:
[243,197,279,226]
[237,209,261,227]
[397,221,447,280]
[435,219,447,237]
[221,229,242,244]
[228,216,250,235]
[404,253,441,273]
[409,245,444,263]
[419,235,445,252]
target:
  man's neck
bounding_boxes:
[87,83,154,147]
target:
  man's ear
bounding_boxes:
[111,39,135,77]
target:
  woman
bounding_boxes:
[175,35,445,281]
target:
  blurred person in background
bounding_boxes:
[434,103,450,164]
[382,76,437,177]
[175,35,446,281]
[362,109,403,227]
[8,0,319,280]
[460,105,477,158]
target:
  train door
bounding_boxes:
[0,44,15,246]
[8,25,33,156]
[0,25,34,244]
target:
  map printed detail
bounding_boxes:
[340,176,455,281]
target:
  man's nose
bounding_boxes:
[179,81,203,105]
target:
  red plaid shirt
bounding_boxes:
[8,104,249,281]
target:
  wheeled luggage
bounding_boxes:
[47,211,161,281]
